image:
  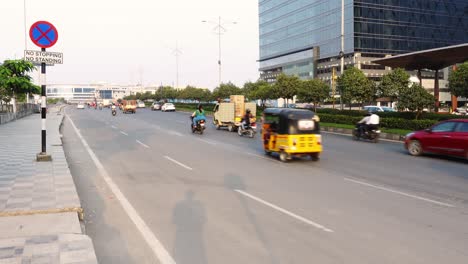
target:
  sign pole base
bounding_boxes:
[36,152,52,162]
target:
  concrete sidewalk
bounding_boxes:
[0,106,98,263]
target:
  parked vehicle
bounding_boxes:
[262,108,322,162]
[121,100,137,114]
[363,106,384,113]
[77,102,85,109]
[151,102,161,111]
[213,95,256,132]
[162,103,176,112]
[381,106,396,112]
[452,107,467,116]
[405,119,468,160]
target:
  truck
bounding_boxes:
[213,95,256,132]
[102,99,112,108]
[121,100,137,114]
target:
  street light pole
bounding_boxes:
[340,0,345,110]
[218,16,222,87]
[172,42,182,89]
[202,17,236,87]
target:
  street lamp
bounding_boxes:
[202,16,237,87]
[340,0,345,111]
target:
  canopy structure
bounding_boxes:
[373,43,468,111]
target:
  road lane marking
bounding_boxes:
[111,125,117,129]
[197,138,217,145]
[136,140,150,149]
[66,115,176,264]
[235,190,334,233]
[168,131,183,137]
[164,156,193,170]
[344,178,455,208]
[120,131,129,136]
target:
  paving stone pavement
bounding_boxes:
[0,106,98,263]
[0,108,80,213]
[0,234,96,264]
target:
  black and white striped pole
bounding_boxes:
[36,47,51,161]
[29,21,58,162]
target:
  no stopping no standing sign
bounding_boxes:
[29,21,58,49]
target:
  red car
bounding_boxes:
[405,119,468,159]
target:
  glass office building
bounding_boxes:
[354,0,468,54]
[259,0,468,81]
[259,0,354,81]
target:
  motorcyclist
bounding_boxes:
[191,104,206,128]
[357,112,380,136]
[241,109,254,131]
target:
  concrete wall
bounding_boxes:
[0,104,38,125]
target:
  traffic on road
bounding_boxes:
[62,103,468,264]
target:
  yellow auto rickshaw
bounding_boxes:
[262,108,322,162]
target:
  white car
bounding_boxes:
[77,102,85,109]
[161,103,176,112]
[137,101,146,108]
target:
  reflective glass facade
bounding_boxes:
[354,0,468,54]
[259,0,354,62]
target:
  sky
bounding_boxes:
[1,0,259,89]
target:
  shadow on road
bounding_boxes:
[172,190,207,264]
[224,173,281,264]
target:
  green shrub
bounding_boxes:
[313,108,467,121]
[318,113,438,131]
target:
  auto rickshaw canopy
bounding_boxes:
[263,108,320,135]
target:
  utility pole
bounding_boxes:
[172,42,182,89]
[340,0,345,110]
[202,17,237,87]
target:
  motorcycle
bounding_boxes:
[111,105,117,116]
[353,124,380,143]
[238,122,256,138]
[191,117,206,134]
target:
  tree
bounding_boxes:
[160,86,178,101]
[0,60,39,113]
[448,62,468,98]
[272,73,300,107]
[378,68,410,105]
[297,79,330,111]
[397,83,435,119]
[212,82,241,100]
[245,80,273,107]
[140,91,152,101]
[337,67,375,108]
[177,86,212,102]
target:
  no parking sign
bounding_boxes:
[29,21,58,48]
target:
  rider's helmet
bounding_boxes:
[246,108,251,114]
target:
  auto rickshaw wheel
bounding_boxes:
[264,150,271,156]
[310,152,320,161]
[215,123,221,130]
[279,151,289,162]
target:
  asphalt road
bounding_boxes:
[62,106,468,264]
